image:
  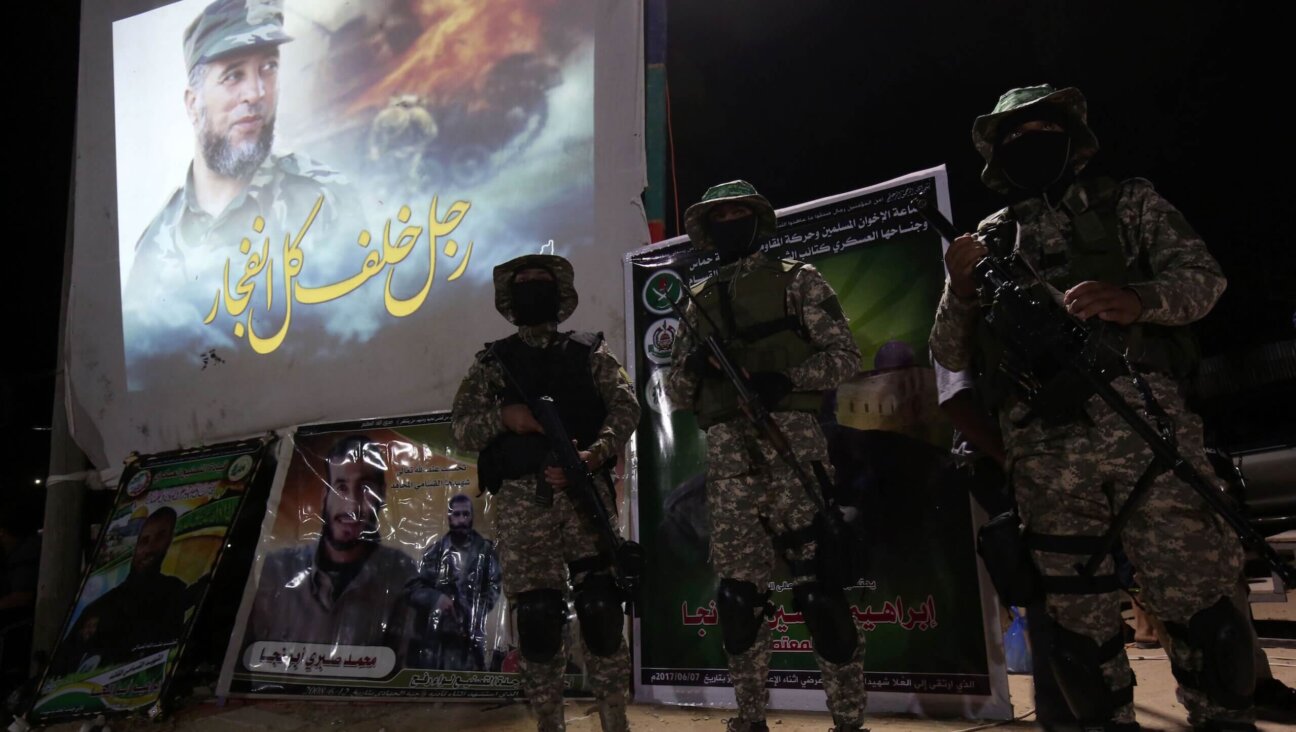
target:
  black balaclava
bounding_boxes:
[994,106,1075,193]
[709,213,759,263]
[510,273,560,326]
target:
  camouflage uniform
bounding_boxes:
[666,182,867,732]
[930,86,1249,728]
[452,255,640,732]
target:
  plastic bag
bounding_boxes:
[1004,606,1033,674]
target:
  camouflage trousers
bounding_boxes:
[706,414,867,729]
[495,477,630,732]
[1007,374,1249,726]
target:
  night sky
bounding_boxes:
[8,1,1294,489]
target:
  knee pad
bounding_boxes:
[515,588,567,662]
[1048,621,1132,724]
[791,582,857,664]
[574,573,625,658]
[716,579,769,655]
[1164,595,1256,711]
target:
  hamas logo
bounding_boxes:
[643,318,679,365]
[642,270,684,315]
[125,469,153,498]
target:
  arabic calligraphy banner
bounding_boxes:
[218,413,593,700]
[625,167,1012,718]
[32,438,272,725]
[66,0,647,468]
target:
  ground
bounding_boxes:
[38,595,1296,731]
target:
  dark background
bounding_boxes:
[8,0,1295,489]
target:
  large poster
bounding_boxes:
[219,414,591,699]
[626,168,1012,718]
[32,438,271,724]
[66,0,647,468]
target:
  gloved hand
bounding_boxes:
[746,371,794,410]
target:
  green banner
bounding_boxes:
[625,168,1011,717]
[33,438,270,724]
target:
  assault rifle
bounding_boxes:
[489,345,645,612]
[913,198,1295,585]
[667,285,865,588]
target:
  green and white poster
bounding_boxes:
[33,438,272,724]
[624,167,1011,718]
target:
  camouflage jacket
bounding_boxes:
[127,151,360,294]
[122,152,361,338]
[451,323,641,471]
[665,253,861,470]
[665,252,862,413]
[929,177,1226,375]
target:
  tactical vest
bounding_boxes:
[692,259,823,429]
[976,177,1199,412]
[490,331,608,445]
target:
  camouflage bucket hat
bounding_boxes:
[184,0,293,73]
[971,85,1099,193]
[493,254,578,324]
[683,180,777,251]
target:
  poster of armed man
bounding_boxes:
[31,439,271,724]
[219,414,595,699]
[80,0,644,468]
[626,168,1011,717]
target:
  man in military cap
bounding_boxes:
[665,181,867,732]
[405,493,502,671]
[451,254,639,732]
[930,84,1255,731]
[123,0,361,371]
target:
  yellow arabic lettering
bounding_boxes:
[244,199,322,353]
[202,193,474,353]
[384,196,472,317]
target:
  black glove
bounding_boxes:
[683,349,722,378]
[746,371,794,410]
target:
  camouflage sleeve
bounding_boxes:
[450,351,507,452]
[1118,179,1226,326]
[928,284,981,371]
[586,341,641,469]
[665,298,702,409]
[785,265,862,390]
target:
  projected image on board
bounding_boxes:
[115,0,594,390]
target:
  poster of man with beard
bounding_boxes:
[120,0,363,386]
[110,0,604,403]
[242,434,415,652]
[224,414,553,699]
[405,493,502,671]
[31,439,270,724]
